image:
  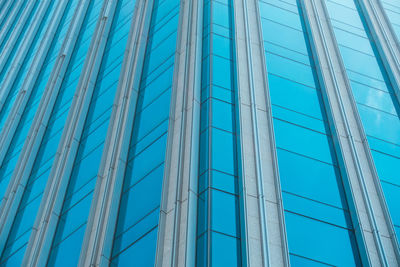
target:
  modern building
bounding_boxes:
[0,0,399,266]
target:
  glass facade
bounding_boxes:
[382,0,400,39]
[325,0,400,244]
[111,0,180,265]
[197,0,242,266]
[258,0,361,265]
[0,0,399,266]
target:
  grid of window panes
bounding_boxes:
[0,0,56,202]
[381,0,400,40]
[110,0,180,265]
[258,0,362,265]
[325,0,400,243]
[196,0,242,266]
[46,1,137,266]
[0,1,79,265]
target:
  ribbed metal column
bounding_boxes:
[0,0,48,95]
[7,1,92,265]
[0,0,18,31]
[76,1,154,266]
[0,0,26,47]
[0,0,70,196]
[20,0,119,265]
[0,0,72,253]
[0,2,91,245]
[302,0,400,265]
[357,0,400,105]
[233,0,290,266]
[154,0,202,266]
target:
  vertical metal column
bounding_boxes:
[0,0,70,207]
[21,0,120,265]
[233,0,290,266]
[154,0,202,266]
[77,1,154,266]
[302,0,400,265]
[0,0,72,254]
[0,0,50,101]
[357,0,400,105]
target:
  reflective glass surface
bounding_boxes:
[196,0,242,266]
[381,0,400,40]
[0,0,42,130]
[0,0,58,206]
[0,0,80,265]
[110,0,181,265]
[325,0,400,243]
[46,1,137,266]
[259,0,362,265]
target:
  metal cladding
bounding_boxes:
[0,0,399,266]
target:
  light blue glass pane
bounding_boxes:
[272,105,326,134]
[285,212,361,266]
[371,150,400,186]
[212,1,230,28]
[212,55,232,90]
[47,225,86,267]
[277,149,346,208]
[211,128,236,175]
[211,189,239,237]
[333,27,373,55]
[211,98,234,132]
[211,170,237,195]
[259,2,302,30]
[196,234,207,267]
[268,74,323,119]
[273,119,334,164]
[211,232,240,267]
[113,209,159,257]
[368,136,400,158]
[111,227,158,267]
[265,53,315,88]
[358,104,400,145]
[116,166,163,236]
[261,19,307,55]
[290,254,331,266]
[212,34,231,60]
[325,0,362,29]
[381,182,400,226]
[339,46,384,80]
[351,81,397,115]
[283,192,350,229]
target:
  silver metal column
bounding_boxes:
[233,0,290,266]
[0,0,50,105]
[0,0,70,206]
[21,0,119,265]
[0,0,26,47]
[302,0,400,265]
[0,3,92,254]
[357,0,400,104]
[77,1,154,266]
[155,0,202,266]
[0,0,18,33]
[0,0,72,255]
